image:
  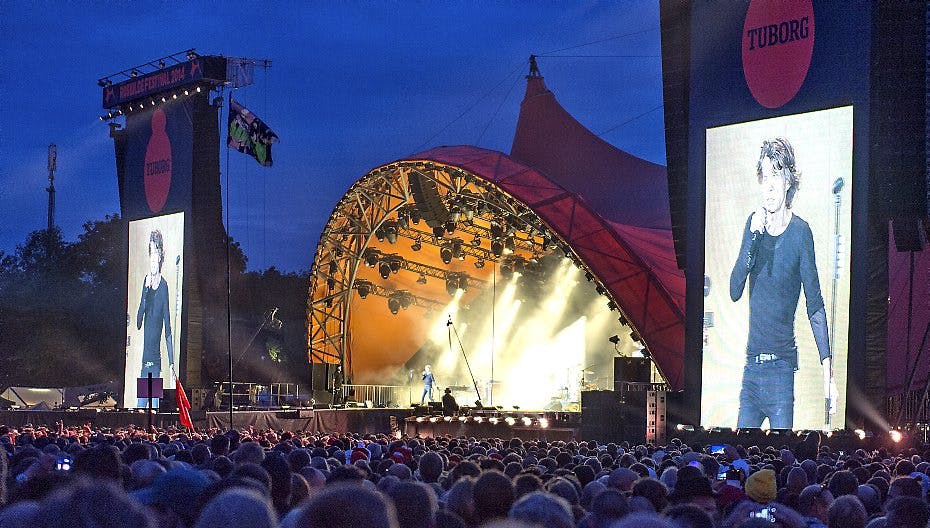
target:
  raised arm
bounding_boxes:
[730,214,761,301]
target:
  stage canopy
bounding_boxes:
[307,75,684,393]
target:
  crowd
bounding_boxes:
[1,422,929,528]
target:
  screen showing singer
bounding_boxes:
[125,212,184,408]
[701,107,852,430]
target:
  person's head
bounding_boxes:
[386,481,437,528]
[39,480,155,528]
[884,495,930,528]
[290,483,398,528]
[424,365,431,373]
[757,137,800,212]
[887,475,923,500]
[827,494,867,528]
[444,388,452,395]
[508,491,574,528]
[664,503,715,528]
[828,469,859,497]
[148,230,165,275]
[195,488,277,528]
[798,484,833,521]
[473,471,514,524]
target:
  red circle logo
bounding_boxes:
[742,0,815,108]
[143,108,172,213]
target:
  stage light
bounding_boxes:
[489,417,499,424]
[196,86,201,93]
[150,100,156,106]
[387,257,402,274]
[458,275,468,291]
[505,417,516,426]
[474,260,485,269]
[131,69,139,77]
[490,222,504,239]
[539,418,549,428]
[410,208,421,224]
[378,262,391,280]
[440,246,453,264]
[445,220,456,234]
[595,285,605,295]
[585,272,594,282]
[608,335,620,345]
[474,416,483,423]
[184,89,189,96]
[618,315,628,326]
[364,249,379,267]
[452,239,465,260]
[387,297,401,315]
[410,239,422,252]
[607,301,617,311]
[384,222,398,244]
[472,235,481,247]
[161,96,167,103]
[429,416,439,423]
[159,60,166,69]
[443,416,452,422]
[374,227,386,242]
[522,417,532,426]
[890,430,903,443]
[491,240,504,258]
[417,274,427,285]
[416,416,424,423]
[97,78,109,87]
[326,278,335,291]
[433,225,445,240]
[854,428,866,440]
[630,332,642,343]
[501,262,514,279]
[445,275,459,296]
[675,424,695,432]
[356,280,372,299]
[458,416,467,422]
[398,292,412,309]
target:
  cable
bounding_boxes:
[409,61,524,155]
[597,103,663,138]
[538,27,659,55]
[476,70,524,145]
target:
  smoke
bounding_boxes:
[411,254,638,409]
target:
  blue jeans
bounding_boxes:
[421,385,433,405]
[737,358,795,429]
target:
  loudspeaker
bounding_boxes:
[614,357,651,387]
[646,390,668,444]
[409,171,450,228]
[190,388,207,409]
[581,390,622,441]
[871,2,928,221]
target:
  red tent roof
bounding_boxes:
[410,144,685,390]
[507,75,685,389]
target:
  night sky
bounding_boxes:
[0,2,665,272]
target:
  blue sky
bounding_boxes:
[0,1,665,271]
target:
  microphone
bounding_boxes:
[832,177,844,195]
[175,255,181,266]
[446,315,453,327]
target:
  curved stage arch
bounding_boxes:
[307,145,685,395]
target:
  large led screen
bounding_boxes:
[701,106,852,430]
[124,212,184,408]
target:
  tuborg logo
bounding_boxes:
[143,108,172,213]
[742,0,815,109]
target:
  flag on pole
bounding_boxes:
[227,96,279,167]
[176,375,194,430]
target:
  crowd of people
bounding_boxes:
[1,422,929,528]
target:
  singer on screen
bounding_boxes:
[729,137,838,429]
[136,230,174,388]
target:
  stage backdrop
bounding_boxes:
[124,212,184,407]
[701,107,853,429]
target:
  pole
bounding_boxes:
[146,372,153,432]
[448,316,483,407]
[225,91,234,431]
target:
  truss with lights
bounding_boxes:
[306,158,639,377]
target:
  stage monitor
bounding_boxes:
[700,106,853,431]
[124,212,184,408]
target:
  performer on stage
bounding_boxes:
[442,387,459,415]
[729,138,838,429]
[136,230,174,407]
[420,365,437,405]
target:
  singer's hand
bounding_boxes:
[826,379,839,415]
[144,274,152,289]
[749,208,767,234]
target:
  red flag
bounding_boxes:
[176,376,193,430]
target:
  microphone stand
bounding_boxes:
[826,178,844,427]
[447,315,483,408]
